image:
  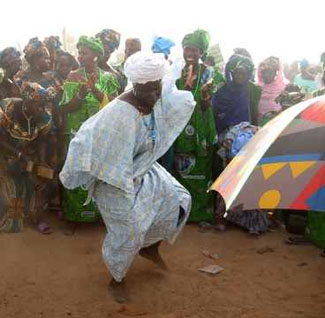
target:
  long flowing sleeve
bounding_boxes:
[59,99,138,193]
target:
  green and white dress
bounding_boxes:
[60,67,120,222]
[174,64,217,222]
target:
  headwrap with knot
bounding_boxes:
[233,48,252,59]
[124,51,168,84]
[151,36,175,57]
[0,47,21,68]
[226,54,254,84]
[77,36,104,57]
[24,37,47,64]
[21,82,56,103]
[95,29,121,52]
[44,36,62,52]
[182,29,210,60]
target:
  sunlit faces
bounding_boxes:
[77,45,97,68]
[183,46,202,65]
[232,66,248,85]
[56,55,72,79]
[261,66,278,84]
[33,47,51,72]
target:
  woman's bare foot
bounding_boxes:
[109,279,128,303]
[139,242,168,270]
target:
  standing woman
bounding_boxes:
[257,56,287,125]
[14,37,54,90]
[46,51,79,164]
[173,29,217,222]
[0,47,22,99]
[14,37,62,128]
[47,51,79,99]
[60,35,120,223]
[44,36,63,71]
[95,29,125,93]
[0,83,56,234]
[15,38,63,199]
[213,54,268,236]
[212,54,261,135]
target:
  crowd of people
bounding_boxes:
[0,28,324,302]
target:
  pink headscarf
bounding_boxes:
[257,57,288,122]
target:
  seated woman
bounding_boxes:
[257,56,288,125]
[59,35,120,224]
[0,83,56,234]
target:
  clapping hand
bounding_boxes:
[201,79,213,98]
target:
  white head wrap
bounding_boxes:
[124,51,169,84]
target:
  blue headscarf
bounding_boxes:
[212,54,254,134]
[151,37,175,57]
[300,58,309,69]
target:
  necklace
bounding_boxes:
[22,103,33,137]
[142,111,156,149]
[192,64,202,98]
[83,66,98,81]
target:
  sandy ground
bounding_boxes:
[1,215,325,318]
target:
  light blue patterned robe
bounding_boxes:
[59,80,195,281]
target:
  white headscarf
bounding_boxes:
[124,51,169,84]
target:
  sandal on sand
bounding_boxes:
[285,236,312,245]
[37,221,53,235]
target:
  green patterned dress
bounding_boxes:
[174,64,217,222]
[60,68,119,222]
